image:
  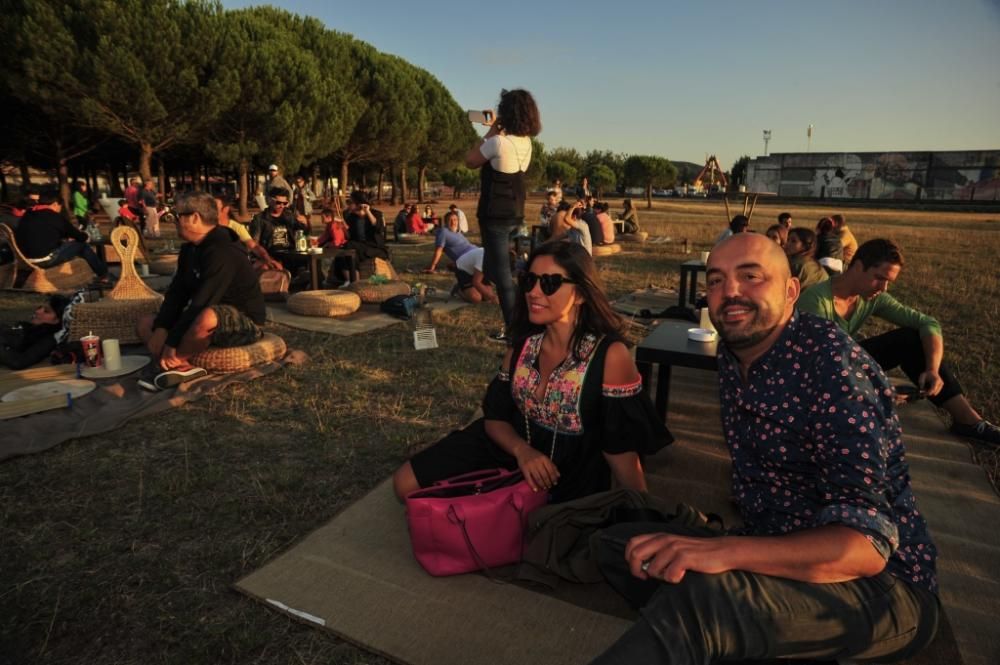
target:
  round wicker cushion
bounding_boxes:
[190,332,287,373]
[618,231,649,243]
[397,233,433,244]
[149,254,178,275]
[287,290,361,317]
[349,280,412,303]
[592,243,622,257]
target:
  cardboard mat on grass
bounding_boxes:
[236,366,997,665]
[266,291,470,335]
[611,287,679,318]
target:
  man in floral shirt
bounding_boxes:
[590,233,939,665]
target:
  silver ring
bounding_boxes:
[640,560,651,573]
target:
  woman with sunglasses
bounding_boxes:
[394,242,672,503]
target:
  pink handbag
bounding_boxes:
[405,468,549,577]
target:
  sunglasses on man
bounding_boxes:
[272,199,289,207]
[519,272,576,296]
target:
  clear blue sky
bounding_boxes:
[222,0,1000,169]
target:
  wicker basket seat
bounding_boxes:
[397,233,434,244]
[287,290,361,317]
[190,332,287,373]
[0,223,96,292]
[68,226,164,344]
[618,231,649,243]
[349,280,411,303]
[592,243,623,257]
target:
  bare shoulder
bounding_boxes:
[603,340,639,385]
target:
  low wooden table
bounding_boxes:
[635,319,719,423]
[677,259,707,309]
[299,248,357,290]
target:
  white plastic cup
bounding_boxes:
[699,307,716,332]
[102,339,122,371]
[700,251,710,264]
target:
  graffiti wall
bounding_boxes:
[745,150,1000,201]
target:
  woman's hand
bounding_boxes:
[515,445,560,493]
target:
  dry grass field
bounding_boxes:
[0,196,998,664]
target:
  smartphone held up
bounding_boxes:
[467,109,494,125]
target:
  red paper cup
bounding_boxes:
[80,333,102,368]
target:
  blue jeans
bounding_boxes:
[480,221,518,327]
[38,241,107,277]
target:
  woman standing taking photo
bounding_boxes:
[465,89,542,342]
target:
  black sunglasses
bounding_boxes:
[519,272,576,296]
[272,200,289,207]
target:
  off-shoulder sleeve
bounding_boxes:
[599,378,673,455]
[482,365,516,422]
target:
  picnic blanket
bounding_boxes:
[236,366,997,665]
[266,291,470,336]
[0,350,307,461]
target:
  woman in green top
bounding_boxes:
[71,180,91,230]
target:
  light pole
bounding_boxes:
[807,124,813,153]
[762,130,771,156]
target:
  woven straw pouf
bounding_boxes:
[592,243,623,257]
[190,332,287,373]
[618,231,649,243]
[349,280,411,304]
[287,290,361,317]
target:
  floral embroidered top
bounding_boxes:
[718,311,937,594]
[483,332,672,501]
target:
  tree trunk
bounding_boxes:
[238,158,249,218]
[0,170,7,202]
[645,183,653,209]
[376,169,385,203]
[139,142,153,182]
[55,140,72,217]
[418,165,428,203]
[400,164,409,204]
[312,164,322,200]
[158,160,167,196]
[19,162,31,196]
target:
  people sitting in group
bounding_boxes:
[591,233,939,664]
[327,191,389,287]
[580,196,601,245]
[213,195,282,270]
[764,224,783,245]
[421,205,439,230]
[316,207,349,249]
[249,186,312,283]
[394,241,672,503]
[0,295,70,370]
[776,210,793,243]
[392,203,409,240]
[798,238,999,445]
[594,201,615,245]
[831,213,858,264]
[539,190,559,228]
[548,201,593,255]
[13,188,109,284]
[783,227,829,289]
[815,216,844,274]
[620,198,639,235]
[405,204,430,234]
[448,203,469,234]
[714,214,749,245]
[138,191,265,391]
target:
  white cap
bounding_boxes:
[268,164,279,171]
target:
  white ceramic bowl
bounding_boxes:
[687,327,718,342]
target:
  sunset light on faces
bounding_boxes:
[861,263,901,300]
[524,255,580,327]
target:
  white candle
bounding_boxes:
[102,339,122,371]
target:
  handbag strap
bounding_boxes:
[446,493,529,584]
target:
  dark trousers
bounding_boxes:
[860,328,964,407]
[38,241,107,277]
[590,522,939,665]
[481,221,517,327]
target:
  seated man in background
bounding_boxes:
[14,188,109,284]
[249,187,311,282]
[831,213,859,264]
[776,210,793,243]
[539,190,559,228]
[329,191,389,287]
[448,203,469,233]
[138,191,265,391]
[591,233,939,665]
[594,201,615,245]
[798,238,999,445]
[714,214,749,246]
[213,194,282,270]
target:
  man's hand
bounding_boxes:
[625,533,736,584]
[515,445,560,493]
[159,345,186,370]
[147,328,168,359]
[918,369,944,397]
